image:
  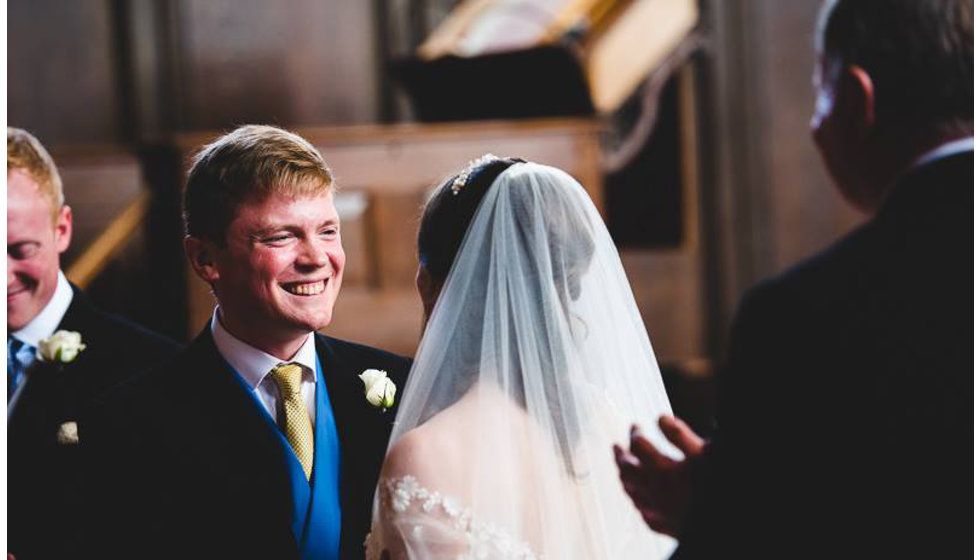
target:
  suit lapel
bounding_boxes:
[316,334,397,557]
[8,292,91,437]
[38,287,111,413]
[7,360,64,447]
[315,335,362,498]
[164,330,296,525]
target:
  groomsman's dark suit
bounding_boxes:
[673,152,972,558]
[82,327,410,559]
[8,285,180,560]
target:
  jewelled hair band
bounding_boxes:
[451,153,500,196]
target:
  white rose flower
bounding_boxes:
[359,369,397,410]
[37,330,87,364]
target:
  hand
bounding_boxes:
[613,415,706,537]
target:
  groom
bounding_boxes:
[616,0,972,557]
[82,125,411,559]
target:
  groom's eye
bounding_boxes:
[319,227,339,238]
[262,233,293,244]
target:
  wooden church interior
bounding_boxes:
[9,0,863,433]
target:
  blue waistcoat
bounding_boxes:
[229,355,342,560]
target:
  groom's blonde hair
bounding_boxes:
[183,124,334,245]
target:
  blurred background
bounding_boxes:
[9,0,863,431]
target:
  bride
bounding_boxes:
[366,156,678,559]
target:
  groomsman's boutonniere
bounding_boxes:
[359,369,397,411]
[56,421,80,445]
[37,330,87,364]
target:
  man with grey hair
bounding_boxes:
[616,0,972,557]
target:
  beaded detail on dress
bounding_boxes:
[365,475,541,560]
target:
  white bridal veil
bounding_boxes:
[370,161,677,559]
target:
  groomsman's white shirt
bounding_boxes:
[8,270,74,416]
[210,308,317,425]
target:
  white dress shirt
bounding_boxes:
[12,270,74,347]
[210,308,317,425]
[911,136,974,170]
[9,271,74,416]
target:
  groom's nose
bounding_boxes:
[295,238,329,269]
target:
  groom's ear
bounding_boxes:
[184,235,221,284]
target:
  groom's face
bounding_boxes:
[208,190,345,343]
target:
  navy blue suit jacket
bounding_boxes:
[81,328,411,559]
[8,285,180,560]
[674,153,972,558]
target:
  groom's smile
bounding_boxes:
[282,279,327,296]
[203,190,346,353]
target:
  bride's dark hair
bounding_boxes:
[419,156,594,301]
[417,156,596,477]
[418,156,524,283]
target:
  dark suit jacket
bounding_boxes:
[673,153,972,559]
[8,285,180,560]
[81,327,411,560]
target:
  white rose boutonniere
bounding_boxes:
[57,421,80,445]
[37,330,87,364]
[359,369,397,411]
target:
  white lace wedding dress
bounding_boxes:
[364,382,676,560]
[366,475,541,560]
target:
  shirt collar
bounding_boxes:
[12,271,74,347]
[210,307,317,390]
[911,137,974,170]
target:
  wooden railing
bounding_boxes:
[66,192,150,289]
[47,148,150,290]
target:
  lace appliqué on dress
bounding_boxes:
[365,475,541,560]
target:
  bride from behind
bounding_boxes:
[366,157,678,559]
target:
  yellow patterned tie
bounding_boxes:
[270,363,314,481]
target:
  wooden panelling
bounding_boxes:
[699,0,865,346]
[371,193,427,291]
[621,250,703,363]
[756,0,864,272]
[8,0,122,146]
[67,193,150,289]
[331,287,423,358]
[173,0,379,130]
[53,148,145,267]
[10,0,382,145]
[178,119,605,201]
[333,191,375,288]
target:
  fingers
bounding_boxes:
[613,444,645,484]
[658,415,706,457]
[613,443,636,468]
[630,425,676,470]
[614,444,654,502]
[640,509,674,535]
